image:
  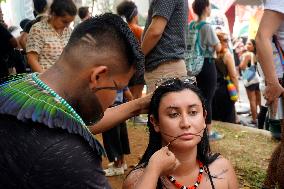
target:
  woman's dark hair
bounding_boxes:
[50,0,77,17]
[216,32,229,58]
[116,1,138,23]
[249,39,257,54]
[192,0,210,17]
[132,78,218,188]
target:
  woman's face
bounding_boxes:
[245,41,254,52]
[152,89,206,149]
[221,35,229,48]
[205,4,212,17]
[52,14,75,30]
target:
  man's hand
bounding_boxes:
[134,93,152,115]
[264,81,284,104]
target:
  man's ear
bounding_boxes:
[150,115,160,132]
[89,66,108,90]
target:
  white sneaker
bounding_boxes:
[108,162,128,171]
[104,166,124,177]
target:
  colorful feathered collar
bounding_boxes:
[0,73,104,155]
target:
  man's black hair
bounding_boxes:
[50,0,77,17]
[33,0,47,15]
[66,13,144,76]
[117,1,138,23]
[78,6,89,20]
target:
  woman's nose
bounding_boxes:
[180,114,191,129]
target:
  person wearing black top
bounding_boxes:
[0,23,17,78]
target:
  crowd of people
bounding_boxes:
[0,0,283,188]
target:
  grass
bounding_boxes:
[211,122,279,188]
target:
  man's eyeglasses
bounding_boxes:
[94,80,120,92]
[155,76,196,89]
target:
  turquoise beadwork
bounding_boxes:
[31,73,86,126]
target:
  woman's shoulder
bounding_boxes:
[200,22,214,31]
[30,18,48,32]
[209,155,232,167]
[206,156,238,188]
[123,168,145,189]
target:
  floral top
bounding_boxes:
[26,18,72,70]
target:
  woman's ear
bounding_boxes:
[150,115,160,132]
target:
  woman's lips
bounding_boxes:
[178,133,194,140]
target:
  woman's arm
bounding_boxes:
[213,43,222,53]
[26,24,44,73]
[27,52,43,72]
[238,52,250,70]
[224,51,239,92]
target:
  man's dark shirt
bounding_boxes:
[0,114,111,189]
[0,23,13,55]
[0,23,14,78]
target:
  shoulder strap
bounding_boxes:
[195,21,207,30]
[189,21,196,30]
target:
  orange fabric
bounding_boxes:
[128,23,143,44]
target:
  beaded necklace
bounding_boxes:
[31,73,86,126]
[167,160,204,189]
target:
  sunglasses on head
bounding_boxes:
[155,76,197,89]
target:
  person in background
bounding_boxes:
[239,39,261,126]
[123,78,238,189]
[191,0,222,140]
[117,0,147,124]
[78,6,91,22]
[212,32,238,123]
[0,13,146,188]
[102,87,133,176]
[19,0,48,50]
[0,23,18,78]
[256,0,284,187]
[26,0,77,72]
[142,0,188,93]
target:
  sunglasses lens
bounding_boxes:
[155,76,196,88]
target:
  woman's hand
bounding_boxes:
[147,146,179,176]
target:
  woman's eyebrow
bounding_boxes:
[188,104,198,108]
[166,106,179,110]
[166,104,199,110]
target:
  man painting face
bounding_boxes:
[59,13,144,126]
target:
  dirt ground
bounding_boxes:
[96,121,278,189]
[96,123,148,189]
